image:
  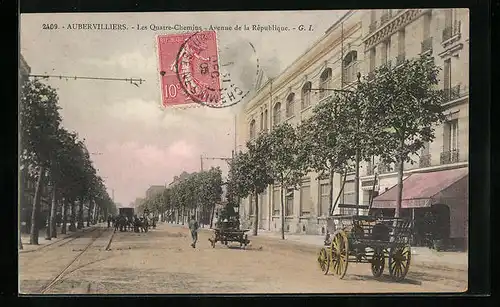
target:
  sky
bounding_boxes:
[20,11,347,206]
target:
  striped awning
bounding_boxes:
[372,167,468,209]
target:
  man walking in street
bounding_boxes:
[188,215,199,248]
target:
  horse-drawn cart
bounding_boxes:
[208,215,251,248]
[209,227,250,248]
[317,205,413,282]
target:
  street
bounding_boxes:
[19,223,467,294]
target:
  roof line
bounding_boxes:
[324,10,353,34]
[251,10,352,100]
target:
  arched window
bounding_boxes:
[301,82,312,109]
[249,119,256,139]
[319,68,332,99]
[286,93,295,118]
[343,51,358,84]
[273,102,281,126]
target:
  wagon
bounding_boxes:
[208,221,250,248]
[317,206,413,282]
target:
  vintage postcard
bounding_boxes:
[19,9,469,294]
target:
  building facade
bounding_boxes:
[146,185,166,199]
[237,9,469,245]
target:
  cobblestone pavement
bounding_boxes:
[19,223,468,294]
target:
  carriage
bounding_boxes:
[208,204,251,248]
[317,204,413,281]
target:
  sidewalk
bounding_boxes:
[165,223,468,272]
[19,223,106,253]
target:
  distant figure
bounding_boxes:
[114,216,120,231]
[107,215,112,228]
[188,215,199,248]
[133,215,140,233]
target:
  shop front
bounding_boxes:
[371,167,468,251]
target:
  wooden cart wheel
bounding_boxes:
[388,244,411,282]
[329,231,349,279]
[371,248,385,278]
[317,247,330,275]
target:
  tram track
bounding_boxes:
[38,227,115,294]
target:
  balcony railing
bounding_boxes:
[369,21,378,34]
[419,154,431,168]
[442,84,462,103]
[421,37,433,54]
[396,53,406,66]
[442,20,461,42]
[440,149,460,164]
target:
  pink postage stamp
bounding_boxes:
[157,31,221,107]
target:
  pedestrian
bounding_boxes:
[107,215,112,228]
[188,215,199,248]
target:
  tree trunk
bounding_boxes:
[209,204,216,229]
[50,185,57,238]
[93,205,98,224]
[45,210,51,240]
[253,189,259,236]
[30,166,45,245]
[61,198,67,234]
[69,202,76,231]
[395,156,405,218]
[87,199,92,227]
[327,171,335,216]
[280,185,285,240]
[331,172,348,215]
[181,207,185,225]
[77,201,84,229]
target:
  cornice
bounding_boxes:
[245,21,362,115]
[362,9,430,51]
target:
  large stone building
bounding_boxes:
[237,9,469,247]
[146,185,166,199]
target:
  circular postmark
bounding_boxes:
[174,31,259,108]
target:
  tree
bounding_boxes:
[298,93,358,215]
[204,167,223,228]
[357,55,446,217]
[267,123,307,239]
[20,79,62,245]
[228,133,273,235]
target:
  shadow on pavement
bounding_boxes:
[346,274,423,285]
